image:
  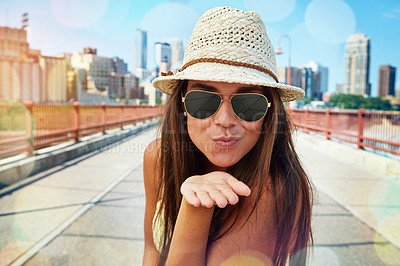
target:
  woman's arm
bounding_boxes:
[142,139,161,265]
[166,199,214,265]
[166,172,251,265]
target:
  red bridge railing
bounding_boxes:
[0,101,162,158]
[288,108,400,156]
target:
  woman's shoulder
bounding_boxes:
[145,138,161,156]
[143,138,161,191]
[144,138,161,166]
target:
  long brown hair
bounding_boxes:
[155,81,313,265]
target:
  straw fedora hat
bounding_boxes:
[152,6,305,102]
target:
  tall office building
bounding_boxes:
[301,67,321,100]
[134,29,147,69]
[171,39,184,70]
[277,66,302,87]
[154,42,171,73]
[278,64,325,100]
[343,33,371,96]
[378,65,396,97]
[305,61,328,94]
[111,56,127,74]
[70,47,111,94]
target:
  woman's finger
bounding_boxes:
[224,175,251,196]
[195,191,215,208]
[209,190,228,208]
[182,190,201,207]
[218,186,239,205]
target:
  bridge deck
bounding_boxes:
[0,126,399,265]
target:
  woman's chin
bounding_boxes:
[206,158,238,171]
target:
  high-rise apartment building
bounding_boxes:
[378,65,396,97]
[343,33,370,96]
[134,29,147,69]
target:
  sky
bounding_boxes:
[0,0,399,96]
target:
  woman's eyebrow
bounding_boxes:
[236,86,264,93]
[190,83,218,92]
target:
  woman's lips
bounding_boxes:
[212,137,240,149]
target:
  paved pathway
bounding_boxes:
[296,132,400,265]
[0,127,399,265]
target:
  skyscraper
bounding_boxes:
[277,66,302,88]
[154,42,171,73]
[343,33,371,96]
[278,64,326,100]
[134,29,147,69]
[300,67,321,100]
[378,65,396,97]
[305,61,328,94]
[171,39,184,70]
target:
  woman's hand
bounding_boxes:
[180,171,251,208]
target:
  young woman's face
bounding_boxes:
[185,80,265,171]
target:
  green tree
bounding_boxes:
[329,94,365,109]
[329,94,394,111]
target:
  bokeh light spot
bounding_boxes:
[243,0,296,22]
[140,3,197,40]
[0,241,32,265]
[309,247,340,265]
[305,0,356,44]
[374,226,400,265]
[368,178,400,222]
[51,0,109,28]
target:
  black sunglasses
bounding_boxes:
[182,90,271,122]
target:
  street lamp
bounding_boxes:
[276,34,292,108]
[275,34,292,86]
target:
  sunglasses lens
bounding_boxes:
[231,94,268,122]
[184,91,221,119]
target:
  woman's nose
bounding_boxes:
[213,100,237,127]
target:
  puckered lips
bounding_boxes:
[212,136,240,149]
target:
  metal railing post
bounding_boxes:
[119,103,124,130]
[304,109,309,134]
[326,108,331,140]
[73,101,80,142]
[357,108,365,150]
[24,101,34,156]
[101,102,106,134]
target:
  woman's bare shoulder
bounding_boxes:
[144,138,161,159]
[143,138,161,193]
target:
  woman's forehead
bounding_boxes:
[186,80,263,94]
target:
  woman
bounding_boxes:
[143,7,313,266]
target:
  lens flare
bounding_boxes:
[243,0,296,22]
[50,0,109,28]
[305,0,356,44]
[309,247,340,265]
[374,227,400,265]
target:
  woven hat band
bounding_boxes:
[179,58,279,83]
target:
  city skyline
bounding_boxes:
[0,0,399,97]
